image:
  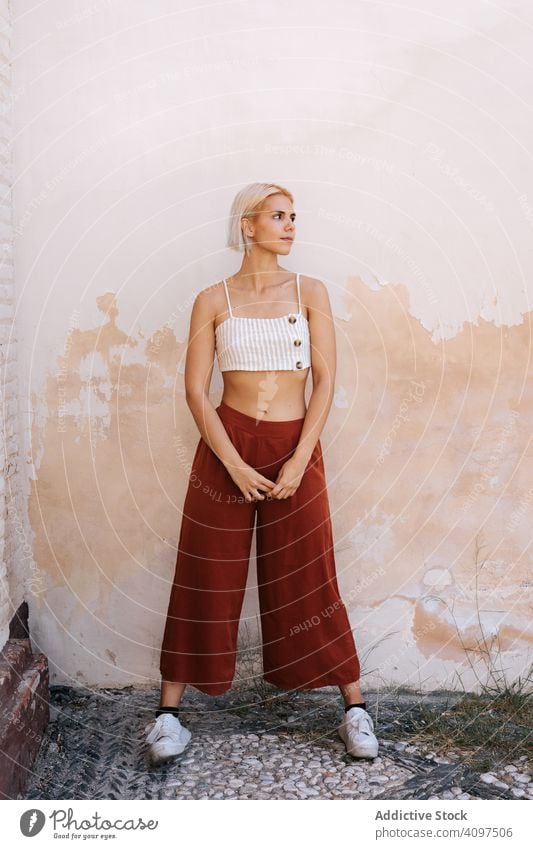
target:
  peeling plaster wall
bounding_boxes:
[11,0,533,691]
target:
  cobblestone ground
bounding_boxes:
[22,683,532,801]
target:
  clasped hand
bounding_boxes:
[229,457,307,502]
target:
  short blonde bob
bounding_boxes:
[227,182,294,254]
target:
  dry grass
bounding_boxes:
[402,687,532,772]
[410,534,533,771]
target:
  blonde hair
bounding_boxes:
[227,182,294,254]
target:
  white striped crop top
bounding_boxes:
[215,273,312,372]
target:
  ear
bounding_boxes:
[241,215,254,238]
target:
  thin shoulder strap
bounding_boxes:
[222,278,233,317]
[296,272,301,314]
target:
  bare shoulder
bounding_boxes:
[300,274,329,295]
[192,280,226,320]
[299,275,331,313]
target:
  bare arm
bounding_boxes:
[292,278,336,467]
[184,288,244,473]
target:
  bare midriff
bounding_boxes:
[221,368,310,421]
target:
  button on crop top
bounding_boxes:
[215,273,312,372]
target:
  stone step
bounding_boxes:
[0,639,32,703]
[0,650,49,800]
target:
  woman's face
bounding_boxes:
[243,194,296,255]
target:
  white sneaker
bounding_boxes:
[338,707,379,759]
[144,712,191,766]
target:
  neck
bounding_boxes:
[233,251,290,293]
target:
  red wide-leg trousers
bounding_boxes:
[159,401,360,695]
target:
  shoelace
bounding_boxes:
[145,713,177,745]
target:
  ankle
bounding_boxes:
[344,701,367,713]
[156,705,181,718]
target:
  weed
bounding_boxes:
[409,533,533,770]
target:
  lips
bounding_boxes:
[281,237,293,241]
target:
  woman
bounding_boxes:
[144,182,378,766]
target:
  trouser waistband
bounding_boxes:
[216,400,306,436]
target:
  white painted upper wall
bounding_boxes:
[12,0,533,372]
